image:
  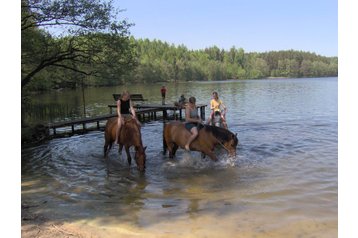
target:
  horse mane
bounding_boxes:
[123,119,143,145]
[203,125,237,144]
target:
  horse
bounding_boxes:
[163,121,238,161]
[210,111,225,128]
[104,117,147,172]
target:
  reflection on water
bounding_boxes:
[22,78,337,237]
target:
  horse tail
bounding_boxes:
[104,117,116,157]
[163,123,168,155]
[104,128,110,157]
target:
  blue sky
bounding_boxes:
[116,0,337,57]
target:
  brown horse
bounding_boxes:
[104,117,147,172]
[163,121,238,161]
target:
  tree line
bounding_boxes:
[123,39,337,84]
[22,0,338,92]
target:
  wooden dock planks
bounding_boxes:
[48,103,207,136]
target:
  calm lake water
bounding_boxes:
[22,77,337,237]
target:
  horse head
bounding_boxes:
[204,125,239,157]
[222,132,239,157]
[135,146,147,172]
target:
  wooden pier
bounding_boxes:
[48,103,207,135]
[108,103,207,121]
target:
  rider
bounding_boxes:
[115,90,139,144]
[184,96,203,151]
[206,91,228,129]
[178,94,186,106]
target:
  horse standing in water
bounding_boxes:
[163,121,238,161]
[210,111,225,128]
[104,117,147,172]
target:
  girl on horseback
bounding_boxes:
[115,91,140,144]
[206,91,228,129]
[184,96,203,151]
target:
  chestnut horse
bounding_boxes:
[163,121,238,161]
[104,117,147,172]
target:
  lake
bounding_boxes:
[22,77,337,237]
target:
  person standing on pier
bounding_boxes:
[115,91,139,144]
[161,85,167,105]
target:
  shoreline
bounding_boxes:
[22,76,338,93]
[22,203,337,238]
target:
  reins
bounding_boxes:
[215,137,230,152]
[205,124,231,152]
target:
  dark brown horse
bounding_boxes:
[163,121,238,161]
[104,117,147,172]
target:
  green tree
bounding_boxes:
[253,58,270,78]
[21,0,136,89]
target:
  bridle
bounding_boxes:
[215,137,231,152]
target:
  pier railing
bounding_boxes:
[48,103,207,136]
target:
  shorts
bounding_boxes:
[185,122,203,131]
[185,122,198,131]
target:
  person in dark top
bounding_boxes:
[184,96,203,151]
[115,91,139,144]
[178,94,186,106]
[161,86,167,105]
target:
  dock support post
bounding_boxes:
[163,110,167,120]
[174,110,178,120]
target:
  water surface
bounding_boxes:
[22,78,338,237]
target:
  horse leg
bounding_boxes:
[167,142,175,158]
[163,124,169,155]
[207,152,218,161]
[104,129,110,157]
[163,127,175,158]
[125,145,132,166]
[172,144,179,157]
[104,143,108,157]
[104,121,114,157]
[163,134,167,155]
[104,141,114,157]
[118,144,123,153]
[202,149,218,162]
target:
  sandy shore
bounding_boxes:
[22,202,337,238]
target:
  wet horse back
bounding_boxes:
[165,122,190,147]
[120,121,142,146]
[104,117,118,141]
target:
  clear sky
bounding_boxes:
[116,0,337,57]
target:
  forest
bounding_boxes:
[22,0,338,92]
